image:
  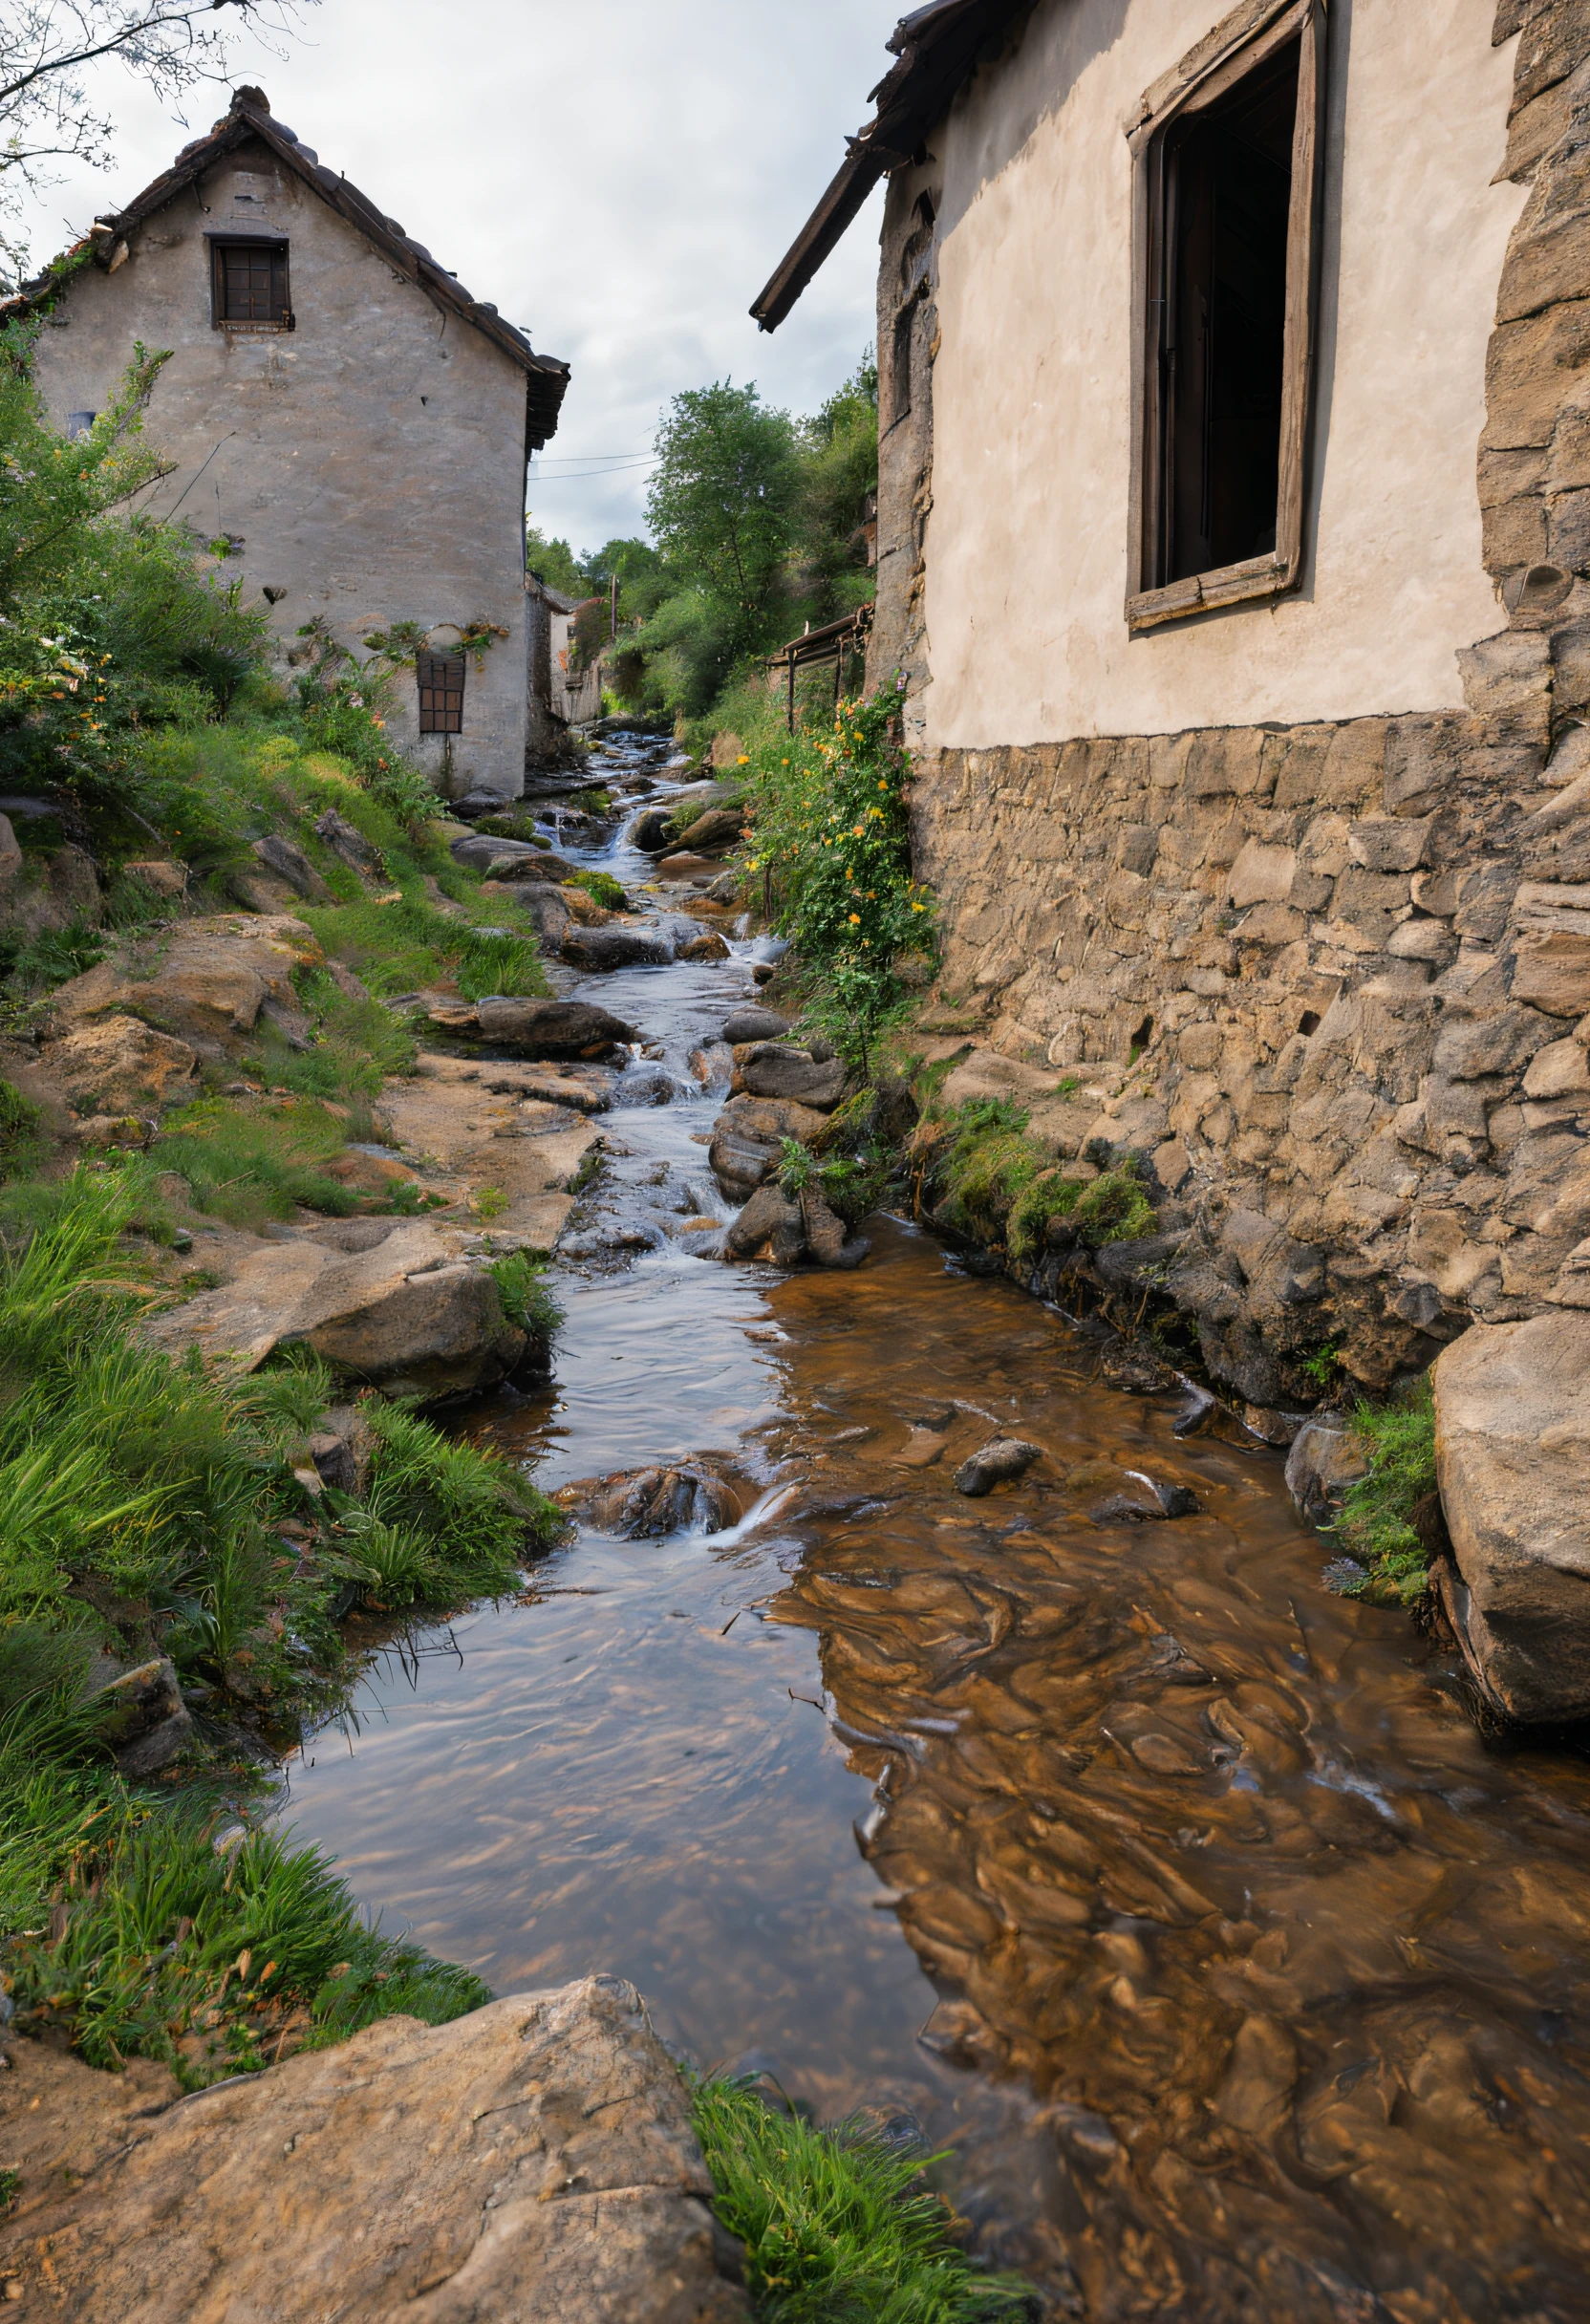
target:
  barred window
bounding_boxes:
[212,239,291,330]
[417,651,465,735]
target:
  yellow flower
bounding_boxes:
[848,913,861,924]
[737,754,749,764]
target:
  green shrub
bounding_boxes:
[1331,1378,1437,1605]
[362,1398,566,1579]
[691,2076,1032,2323]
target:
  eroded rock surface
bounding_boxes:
[0,1979,747,2321]
[1431,1309,1590,1721]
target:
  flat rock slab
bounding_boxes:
[1432,1309,1590,1723]
[47,914,320,1059]
[0,1977,748,2323]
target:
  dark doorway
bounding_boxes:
[1158,39,1300,586]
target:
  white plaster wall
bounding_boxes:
[919,0,1524,748]
[32,140,531,796]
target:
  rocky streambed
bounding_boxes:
[242,750,1590,2322]
[11,730,1590,2318]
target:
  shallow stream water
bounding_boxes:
[283,742,1590,2322]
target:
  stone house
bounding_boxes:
[756,0,1590,1426]
[20,86,569,801]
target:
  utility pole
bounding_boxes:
[610,571,617,640]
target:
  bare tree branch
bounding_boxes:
[0,1,314,289]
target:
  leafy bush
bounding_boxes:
[691,2076,1033,2323]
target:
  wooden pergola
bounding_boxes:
[766,602,874,732]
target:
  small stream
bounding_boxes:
[282,739,1590,2322]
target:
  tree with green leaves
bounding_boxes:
[645,381,802,662]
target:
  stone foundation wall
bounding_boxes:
[887,1,1590,1417]
[912,693,1590,1409]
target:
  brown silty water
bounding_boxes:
[282,757,1590,2323]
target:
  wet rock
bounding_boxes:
[679,929,731,961]
[1090,1475,1199,1523]
[47,1014,199,1114]
[562,926,675,972]
[0,1977,748,2323]
[85,1654,192,1778]
[740,1045,848,1110]
[610,1068,676,1108]
[308,1261,526,1400]
[721,1006,790,1044]
[799,1186,870,1269]
[1431,1309,1590,1723]
[471,996,637,1056]
[955,1438,1042,1496]
[1284,1420,1369,1525]
[689,1042,734,1087]
[1099,1340,1181,1394]
[570,1464,743,1537]
[661,805,743,856]
[725,1182,806,1264]
[630,807,677,850]
[708,1094,829,1193]
[313,807,383,881]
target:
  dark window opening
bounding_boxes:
[1159,39,1299,585]
[212,239,291,329]
[65,411,97,439]
[417,651,465,735]
[1128,2,1325,630]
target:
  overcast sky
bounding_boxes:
[11,0,901,553]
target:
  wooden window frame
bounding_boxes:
[417,650,465,736]
[209,237,293,333]
[1125,0,1327,634]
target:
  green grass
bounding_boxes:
[152,1094,361,1228]
[0,1077,46,1180]
[298,893,547,1004]
[1329,1378,1437,1605]
[690,2077,1033,2323]
[921,1099,1156,1263]
[0,1168,567,2080]
[487,1247,564,1345]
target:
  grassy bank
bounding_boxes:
[0,1163,563,2082]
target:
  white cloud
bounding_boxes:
[11,0,897,552]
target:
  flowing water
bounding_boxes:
[283,742,1590,2322]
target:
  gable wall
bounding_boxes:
[32,137,532,798]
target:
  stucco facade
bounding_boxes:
[28,91,569,800]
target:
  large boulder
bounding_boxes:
[472,996,637,1055]
[48,915,320,1060]
[724,1181,806,1262]
[1431,1310,1590,1722]
[45,1013,199,1115]
[721,1006,789,1044]
[0,1977,748,2323]
[141,1220,525,1399]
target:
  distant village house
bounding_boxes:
[17,86,570,802]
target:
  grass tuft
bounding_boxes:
[1332,1378,1436,1605]
[690,2076,1034,2323]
